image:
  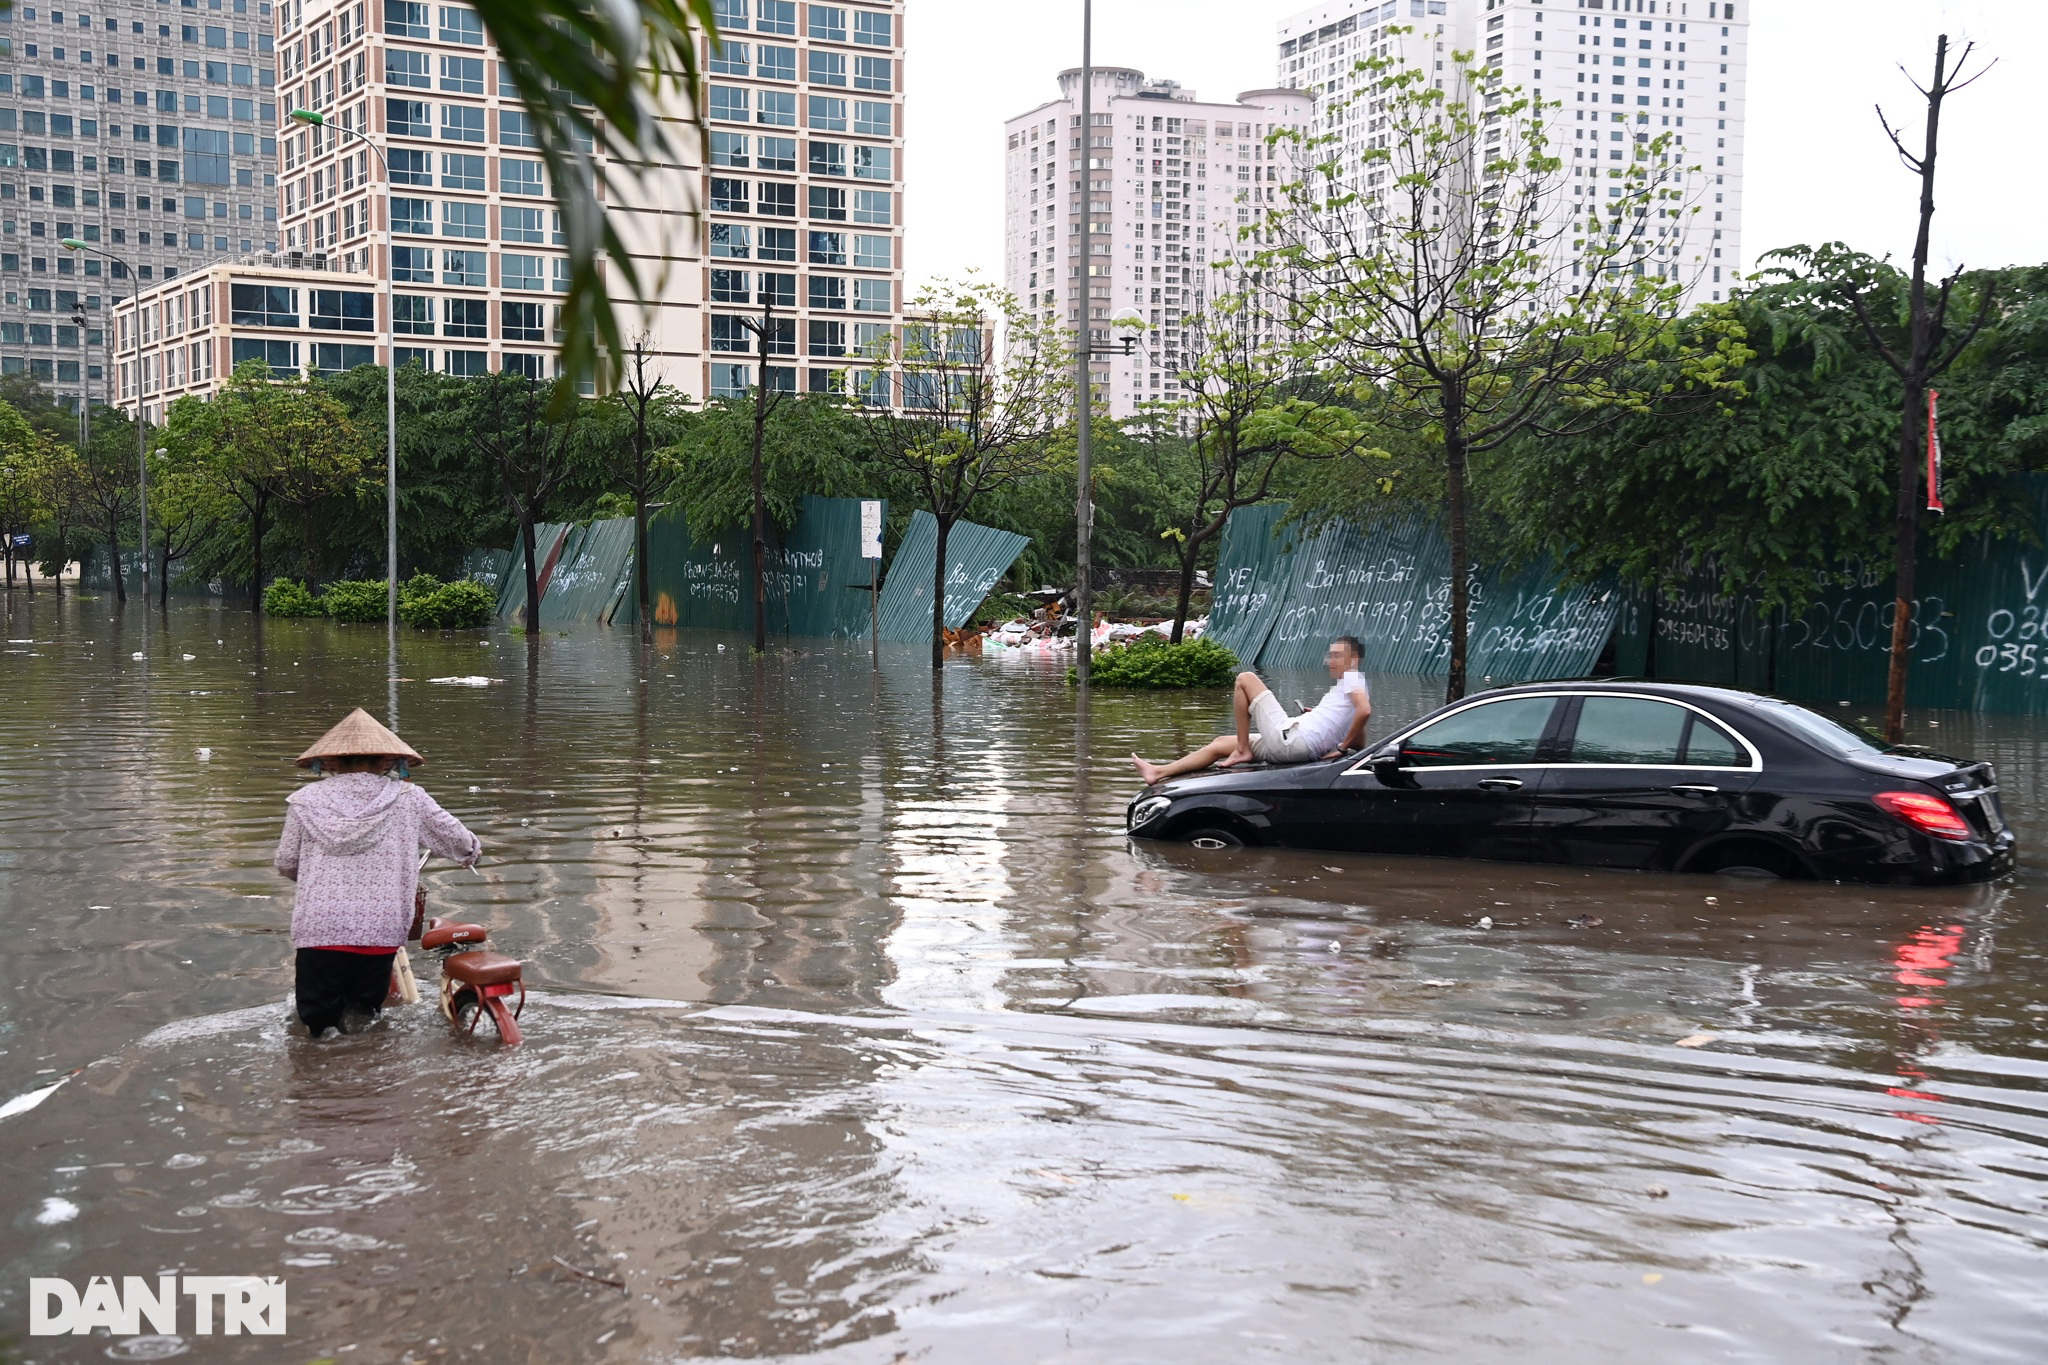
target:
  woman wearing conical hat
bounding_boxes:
[273,708,482,1037]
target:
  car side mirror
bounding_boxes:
[1371,751,1403,777]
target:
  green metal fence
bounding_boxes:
[873,510,1031,643]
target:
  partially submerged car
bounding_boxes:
[1126,681,2015,885]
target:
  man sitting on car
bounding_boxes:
[1132,636,1372,785]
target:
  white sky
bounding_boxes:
[903,0,2044,293]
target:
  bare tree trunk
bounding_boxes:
[519,513,540,631]
[635,494,651,644]
[247,493,266,612]
[750,318,771,655]
[930,514,952,670]
[1445,431,1470,702]
[159,537,173,610]
[108,526,126,603]
[1170,540,1198,645]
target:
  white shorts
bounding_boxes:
[1248,691,1317,764]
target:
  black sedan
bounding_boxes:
[1126,681,2016,884]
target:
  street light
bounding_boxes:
[1075,0,1097,683]
[60,239,146,606]
[291,108,400,710]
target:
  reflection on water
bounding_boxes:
[1,595,2046,1361]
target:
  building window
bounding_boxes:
[228,282,295,326]
[310,287,375,331]
[390,147,431,185]
[391,195,432,234]
[709,314,748,352]
[441,247,484,286]
[807,4,846,41]
[443,296,487,337]
[756,44,795,82]
[808,95,845,131]
[853,189,891,225]
[501,299,544,341]
[183,126,229,182]
[853,101,890,137]
[853,10,891,46]
[710,0,747,30]
[499,108,537,149]
[709,268,750,304]
[853,368,890,407]
[710,361,749,399]
[852,277,890,312]
[503,352,545,380]
[708,39,749,76]
[311,341,374,374]
[809,50,845,86]
[230,336,297,376]
[392,244,434,282]
[755,0,795,35]
[709,176,748,213]
[441,200,484,238]
[757,136,796,172]
[756,89,795,127]
[807,318,844,356]
[388,98,430,138]
[385,1,430,39]
[757,182,795,217]
[384,47,429,88]
[809,140,845,177]
[441,151,485,190]
[808,274,845,311]
[500,158,542,197]
[393,293,434,334]
[709,130,747,167]
[853,55,890,91]
[759,271,795,308]
[806,230,844,265]
[708,85,747,124]
[710,222,750,258]
[444,347,488,376]
[437,5,483,45]
[852,233,890,269]
[852,144,891,180]
[438,53,483,94]
[395,345,433,371]
[501,253,544,290]
[502,206,544,243]
[440,104,483,142]
[807,185,845,221]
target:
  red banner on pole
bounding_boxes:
[1926,389,1945,515]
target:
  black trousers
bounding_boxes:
[295,948,398,1034]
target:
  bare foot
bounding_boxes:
[1132,754,1164,785]
[1216,745,1256,769]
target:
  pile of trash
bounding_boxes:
[955,586,1208,656]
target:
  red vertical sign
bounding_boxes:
[1926,389,1945,514]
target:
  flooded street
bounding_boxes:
[3,597,2047,1363]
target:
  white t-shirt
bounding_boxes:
[1288,670,1369,757]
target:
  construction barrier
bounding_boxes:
[873,510,1032,643]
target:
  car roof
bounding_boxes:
[1472,678,1774,708]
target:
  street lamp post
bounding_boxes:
[1075,0,1096,683]
[293,109,399,704]
[60,240,144,605]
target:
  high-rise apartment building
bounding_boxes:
[1277,0,1746,304]
[1002,70,1309,420]
[113,0,907,414]
[0,0,281,409]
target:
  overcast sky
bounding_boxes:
[902,0,2042,294]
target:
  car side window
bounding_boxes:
[1568,697,1688,764]
[1401,697,1557,768]
[1679,714,1745,767]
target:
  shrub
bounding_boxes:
[319,579,389,623]
[1072,634,1238,688]
[398,572,444,608]
[400,578,496,630]
[263,578,323,618]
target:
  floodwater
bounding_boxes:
[2,595,2046,1364]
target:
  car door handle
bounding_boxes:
[1669,784,1720,797]
[1477,777,1524,791]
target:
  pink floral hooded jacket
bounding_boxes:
[274,773,482,948]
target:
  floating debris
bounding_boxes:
[0,1070,77,1121]
[1675,1033,1716,1048]
[1476,916,1494,930]
[428,676,501,687]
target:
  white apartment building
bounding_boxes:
[1002,69,1310,419]
[115,0,908,410]
[1278,0,1746,304]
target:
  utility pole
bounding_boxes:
[738,300,782,655]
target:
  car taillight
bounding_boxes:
[1872,791,1974,841]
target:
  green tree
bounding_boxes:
[1269,36,1747,699]
[30,439,89,595]
[145,441,233,608]
[170,360,369,607]
[865,277,1072,667]
[462,371,585,627]
[0,404,47,592]
[74,405,143,602]
[594,340,690,642]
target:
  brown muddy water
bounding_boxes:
[1,595,2046,1364]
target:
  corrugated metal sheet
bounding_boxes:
[538,518,637,627]
[641,497,886,637]
[1210,503,1617,682]
[496,522,574,625]
[460,547,511,595]
[771,495,886,638]
[874,510,1030,643]
[643,511,749,632]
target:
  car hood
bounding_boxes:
[1144,758,1348,800]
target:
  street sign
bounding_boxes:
[9,533,28,547]
[859,500,883,560]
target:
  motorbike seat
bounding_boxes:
[443,950,522,988]
[421,921,489,951]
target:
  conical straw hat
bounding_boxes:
[296,707,424,767]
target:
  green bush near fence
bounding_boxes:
[261,574,494,629]
[1070,635,1239,688]
[262,578,323,618]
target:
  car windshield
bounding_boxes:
[1754,699,1887,757]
